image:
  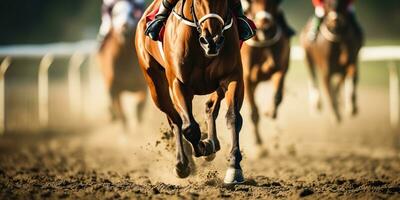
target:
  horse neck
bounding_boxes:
[176,0,195,21]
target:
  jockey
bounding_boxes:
[98,0,145,42]
[145,0,256,41]
[308,0,362,41]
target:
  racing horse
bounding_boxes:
[98,0,147,130]
[241,0,291,149]
[136,0,246,184]
[301,0,363,122]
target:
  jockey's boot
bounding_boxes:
[348,12,363,37]
[231,2,256,41]
[307,15,323,42]
[276,10,295,37]
[145,0,177,41]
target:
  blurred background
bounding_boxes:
[0,0,399,44]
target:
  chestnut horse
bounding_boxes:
[98,0,147,130]
[136,0,245,183]
[241,0,290,149]
[301,0,363,123]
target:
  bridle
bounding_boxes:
[245,10,282,47]
[171,0,234,34]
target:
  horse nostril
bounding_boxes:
[214,35,225,46]
[199,36,209,45]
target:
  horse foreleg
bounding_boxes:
[111,90,128,131]
[204,89,223,161]
[322,73,341,123]
[167,118,191,178]
[139,58,189,178]
[245,80,262,146]
[345,64,358,116]
[222,79,245,184]
[266,71,285,119]
[170,79,203,157]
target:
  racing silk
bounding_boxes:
[99,0,144,37]
[102,0,145,18]
[312,0,355,8]
[312,0,355,17]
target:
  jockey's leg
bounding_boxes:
[308,6,324,41]
[230,0,256,41]
[276,9,295,37]
[145,0,178,41]
[347,5,363,37]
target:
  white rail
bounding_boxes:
[0,42,399,134]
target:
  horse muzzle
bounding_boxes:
[199,35,225,57]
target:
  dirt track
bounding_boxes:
[0,124,399,200]
[1,68,400,199]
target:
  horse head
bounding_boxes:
[322,0,348,40]
[248,0,280,44]
[192,0,231,57]
[111,0,139,43]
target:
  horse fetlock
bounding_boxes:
[182,123,201,145]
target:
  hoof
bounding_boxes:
[223,167,244,185]
[197,139,216,157]
[204,153,216,162]
[174,166,190,178]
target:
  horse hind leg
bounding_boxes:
[306,53,322,113]
[203,89,224,162]
[138,53,191,178]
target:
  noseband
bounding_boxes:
[245,10,281,47]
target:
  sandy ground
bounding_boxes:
[1,63,400,199]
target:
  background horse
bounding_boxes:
[98,0,147,130]
[241,0,291,152]
[300,0,363,123]
[136,0,246,184]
